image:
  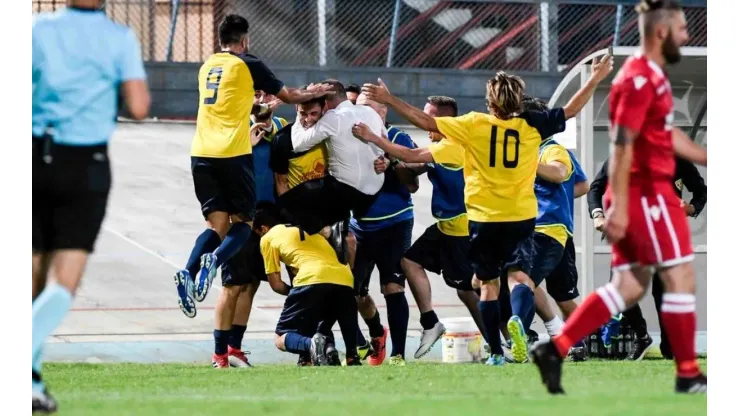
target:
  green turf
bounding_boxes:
[44,359,706,416]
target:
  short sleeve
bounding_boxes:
[242,55,284,95]
[613,74,655,133]
[118,29,146,81]
[521,108,566,140]
[569,151,588,183]
[540,145,573,177]
[429,139,463,166]
[389,130,416,150]
[435,112,477,147]
[269,124,293,174]
[260,233,281,275]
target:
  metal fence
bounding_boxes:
[32,0,707,71]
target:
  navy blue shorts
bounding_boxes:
[275,284,357,336]
[221,231,266,287]
[529,232,565,286]
[468,219,535,281]
[404,224,473,291]
[546,237,580,302]
[191,155,256,221]
[352,219,413,296]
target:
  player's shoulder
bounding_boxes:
[387,125,411,142]
[263,224,289,241]
[613,55,664,90]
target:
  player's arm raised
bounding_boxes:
[352,122,434,164]
[562,52,614,119]
[673,128,707,166]
[362,79,440,133]
[274,84,333,105]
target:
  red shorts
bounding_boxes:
[604,181,694,272]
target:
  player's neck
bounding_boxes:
[640,44,666,69]
[221,45,246,55]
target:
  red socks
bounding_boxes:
[661,293,701,378]
[553,284,625,358]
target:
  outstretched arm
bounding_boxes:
[563,52,614,119]
[352,122,434,163]
[362,79,439,133]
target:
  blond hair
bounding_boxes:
[486,72,525,119]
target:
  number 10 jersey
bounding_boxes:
[192,52,284,158]
[435,108,566,223]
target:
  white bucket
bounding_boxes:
[440,317,482,363]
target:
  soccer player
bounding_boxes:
[350,93,418,366]
[32,0,150,411]
[173,14,332,369]
[346,83,362,105]
[360,63,608,365]
[255,202,362,366]
[587,154,706,360]
[352,96,486,360]
[251,90,289,203]
[531,0,708,394]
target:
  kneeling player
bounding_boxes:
[255,202,362,366]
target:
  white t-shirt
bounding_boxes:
[291,100,385,195]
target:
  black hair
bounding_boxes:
[253,201,282,230]
[521,94,550,112]
[427,96,458,117]
[346,83,361,94]
[318,79,347,100]
[218,14,249,46]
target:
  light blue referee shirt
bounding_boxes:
[32,7,147,146]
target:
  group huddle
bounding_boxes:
[175,13,620,371]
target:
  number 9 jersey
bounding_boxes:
[192,52,284,158]
[435,109,566,223]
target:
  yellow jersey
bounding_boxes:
[270,122,329,190]
[192,52,284,158]
[534,144,573,246]
[260,224,353,288]
[435,109,566,223]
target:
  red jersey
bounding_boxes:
[609,54,675,184]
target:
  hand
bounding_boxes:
[250,122,268,144]
[594,216,606,232]
[590,51,614,83]
[680,199,696,216]
[471,276,481,290]
[361,78,392,105]
[265,98,282,113]
[351,122,377,142]
[604,205,628,244]
[374,156,390,174]
[307,83,335,98]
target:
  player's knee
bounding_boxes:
[479,279,500,300]
[382,283,404,295]
[274,334,287,351]
[221,284,243,299]
[660,263,695,293]
[612,272,648,306]
[206,212,231,237]
[507,270,534,290]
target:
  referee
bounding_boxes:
[588,155,707,360]
[32,0,150,413]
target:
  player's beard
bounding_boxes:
[662,30,682,64]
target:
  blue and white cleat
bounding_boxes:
[601,314,622,348]
[174,270,197,318]
[507,315,529,363]
[194,253,219,302]
[486,354,506,366]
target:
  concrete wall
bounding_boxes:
[145,63,564,123]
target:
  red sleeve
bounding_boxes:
[613,74,656,133]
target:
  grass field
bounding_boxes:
[43,359,706,416]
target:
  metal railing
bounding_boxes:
[32,0,707,71]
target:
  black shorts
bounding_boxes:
[529,232,565,286]
[221,231,266,286]
[352,219,413,296]
[275,283,357,336]
[546,237,580,302]
[277,176,378,235]
[404,224,473,291]
[468,219,535,281]
[32,138,111,253]
[191,155,256,221]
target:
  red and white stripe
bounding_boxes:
[661,293,696,314]
[596,283,626,316]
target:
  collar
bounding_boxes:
[634,50,665,77]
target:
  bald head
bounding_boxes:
[357,93,387,121]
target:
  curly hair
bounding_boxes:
[486,71,526,119]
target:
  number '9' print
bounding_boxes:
[204,67,223,105]
[489,126,520,168]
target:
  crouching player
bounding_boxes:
[255,202,362,366]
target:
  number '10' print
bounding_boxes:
[489,126,520,168]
